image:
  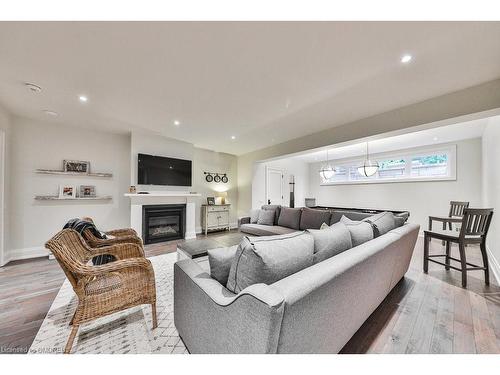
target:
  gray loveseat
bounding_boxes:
[238,205,409,236]
[174,221,420,353]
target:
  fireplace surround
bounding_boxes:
[142,204,186,244]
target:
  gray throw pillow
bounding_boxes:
[261,205,281,225]
[394,212,409,227]
[307,222,352,264]
[278,207,302,230]
[362,211,396,237]
[226,231,314,293]
[299,207,332,230]
[250,209,261,224]
[320,222,330,230]
[257,209,275,226]
[340,215,374,247]
[208,245,238,285]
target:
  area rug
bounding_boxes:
[29,252,194,354]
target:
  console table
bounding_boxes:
[202,204,230,235]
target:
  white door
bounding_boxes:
[266,167,284,206]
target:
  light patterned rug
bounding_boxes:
[29,252,201,354]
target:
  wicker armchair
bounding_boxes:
[46,229,157,354]
[80,217,143,249]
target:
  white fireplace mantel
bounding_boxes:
[125,192,201,240]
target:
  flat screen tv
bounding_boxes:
[137,153,192,186]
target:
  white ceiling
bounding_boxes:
[285,118,487,163]
[0,22,499,155]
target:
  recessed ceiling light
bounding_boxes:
[231,136,236,140]
[79,95,88,102]
[43,110,58,117]
[174,120,180,126]
[401,54,413,63]
[25,82,42,93]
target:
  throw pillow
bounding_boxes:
[208,245,238,285]
[340,215,374,247]
[250,209,261,224]
[299,207,332,230]
[261,205,281,225]
[394,212,409,227]
[226,231,314,293]
[362,211,396,237]
[277,207,302,230]
[308,222,352,264]
[257,209,275,226]
[320,222,330,230]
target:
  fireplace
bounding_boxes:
[142,204,186,244]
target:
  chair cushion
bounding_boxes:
[340,216,374,247]
[307,222,352,264]
[239,224,297,236]
[278,207,303,230]
[208,245,238,285]
[261,205,281,225]
[299,208,332,230]
[257,209,275,226]
[250,209,261,224]
[226,231,314,293]
[362,211,397,237]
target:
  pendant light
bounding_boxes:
[357,142,379,177]
[319,148,335,180]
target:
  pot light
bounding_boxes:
[79,95,88,102]
[25,82,42,93]
[174,120,180,126]
[401,54,413,63]
[43,110,58,117]
[231,135,236,140]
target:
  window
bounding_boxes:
[319,145,455,185]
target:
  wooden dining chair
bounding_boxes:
[424,208,494,288]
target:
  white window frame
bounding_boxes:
[320,144,457,186]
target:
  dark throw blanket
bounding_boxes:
[63,218,115,265]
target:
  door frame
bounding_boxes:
[265,166,284,206]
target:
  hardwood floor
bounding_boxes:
[1,231,499,354]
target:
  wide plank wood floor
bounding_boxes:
[1,231,499,354]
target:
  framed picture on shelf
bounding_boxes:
[79,185,96,198]
[207,197,216,205]
[59,185,77,199]
[63,160,90,174]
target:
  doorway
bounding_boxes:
[265,167,284,205]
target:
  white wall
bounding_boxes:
[8,117,131,261]
[130,131,238,231]
[482,117,500,282]
[308,138,483,234]
[0,105,12,265]
[252,158,309,209]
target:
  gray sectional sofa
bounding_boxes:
[238,205,409,236]
[174,208,419,353]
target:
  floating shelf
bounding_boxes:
[35,169,113,178]
[35,195,113,201]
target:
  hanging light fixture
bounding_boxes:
[358,142,379,177]
[319,148,335,180]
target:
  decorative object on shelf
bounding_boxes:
[129,185,137,193]
[289,175,295,208]
[319,148,335,180]
[358,142,379,177]
[63,160,90,174]
[207,197,215,205]
[216,191,228,205]
[59,185,76,199]
[204,172,228,183]
[79,185,96,198]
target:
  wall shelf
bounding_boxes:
[34,195,113,201]
[35,169,113,178]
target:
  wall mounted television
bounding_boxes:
[137,153,192,186]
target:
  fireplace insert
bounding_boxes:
[142,204,186,244]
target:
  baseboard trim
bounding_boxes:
[8,246,49,263]
[486,246,500,285]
